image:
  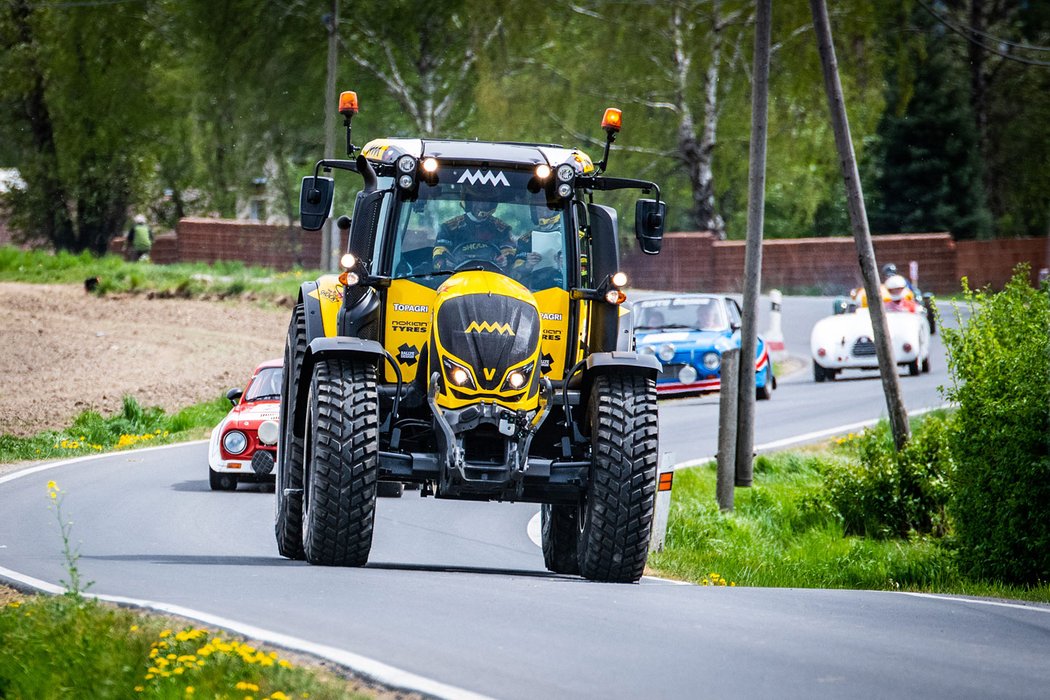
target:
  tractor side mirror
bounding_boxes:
[299,176,335,231]
[635,199,665,255]
[226,387,243,406]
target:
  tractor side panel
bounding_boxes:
[382,279,437,383]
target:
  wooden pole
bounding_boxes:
[810,0,910,449]
[322,0,339,272]
[735,0,772,487]
[717,348,740,511]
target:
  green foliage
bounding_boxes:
[940,267,1050,584]
[0,594,368,699]
[0,394,229,463]
[866,6,993,239]
[649,438,1048,600]
[821,415,954,539]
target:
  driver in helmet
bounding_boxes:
[433,187,515,272]
[884,274,918,312]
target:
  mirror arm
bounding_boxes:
[577,176,661,202]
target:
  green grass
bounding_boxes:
[0,395,229,464]
[0,593,373,699]
[0,245,323,304]
[648,449,1050,602]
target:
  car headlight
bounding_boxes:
[222,430,248,455]
[257,420,279,446]
[702,352,720,371]
[678,365,698,384]
[500,362,534,392]
[658,343,676,362]
[442,357,477,390]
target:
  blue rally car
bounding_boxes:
[632,294,775,399]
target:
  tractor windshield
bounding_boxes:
[388,169,569,292]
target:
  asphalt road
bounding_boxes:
[3,296,1048,699]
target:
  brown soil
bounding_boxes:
[0,282,289,438]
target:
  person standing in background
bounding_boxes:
[127,213,153,262]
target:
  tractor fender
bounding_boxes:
[292,336,387,438]
[578,350,660,399]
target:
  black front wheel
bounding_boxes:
[275,304,307,560]
[541,503,580,575]
[576,373,659,583]
[301,358,380,567]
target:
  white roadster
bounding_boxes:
[809,303,930,382]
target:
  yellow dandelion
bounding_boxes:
[145,674,154,680]
[277,660,291,668]
[185,687,195,696]
[134,687,144,693]
[235,681,260,692]
[6,601,21,608]
[130,624,139,632]
[174,667,185,675]
[47,480,57,489]
[159,629,172,638]
[270,692,290,700]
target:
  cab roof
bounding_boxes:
[361,138,596,174]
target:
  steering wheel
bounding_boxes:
[450,241,505,273]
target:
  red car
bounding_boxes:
[207,359,283,491]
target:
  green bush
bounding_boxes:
[822,414,954,539]
[941,266,1050,584]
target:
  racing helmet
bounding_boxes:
[461,184,497,221]
[881,262,898,279]
[531,203,562,231]
[885,274,908,301]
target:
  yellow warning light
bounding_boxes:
[339,91,359,117]
[601,108,622,133]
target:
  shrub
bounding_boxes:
[822,414,954,539]
[940,266,1050,584]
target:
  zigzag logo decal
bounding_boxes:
[465,321,515,336]
[456,169,510,187]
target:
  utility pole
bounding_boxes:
[810,0,910,449]
[321,0,339,272]
[735,0,771,488]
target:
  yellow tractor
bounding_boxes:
[276,91,666,582]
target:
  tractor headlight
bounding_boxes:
[442,357,476,390]
[500,363,534,392]
[257,420,279,446]
[398,174,415,189]
[421,157,439,174]
[556,163,575,182]
[535,164,552,180]
[658,343,676,362]
[222,430,248,455]
[396,155,417,173]
[678,365,698,384]
[339,253,356,270]
[702,352,720,371]
[556,182,573,198]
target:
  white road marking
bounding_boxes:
[901,592,1050,614]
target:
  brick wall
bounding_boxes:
[622,231,1044,294]
[121,218,1047,294]
[955,238,1050,290]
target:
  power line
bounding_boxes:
[917,0,1050,67]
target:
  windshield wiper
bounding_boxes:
[251,393,281,401]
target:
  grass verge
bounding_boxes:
[0,395,228,464]
[0,589,379,699]
[0,246,323,304]
[648,442,1050,602]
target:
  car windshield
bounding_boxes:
[244,367,283,402]
[635,298,728,331]
[388,168,568,292]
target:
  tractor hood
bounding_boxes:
[431,271,542,409]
